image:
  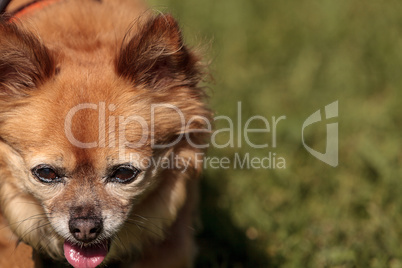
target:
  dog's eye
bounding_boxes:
[32,166,61,183]
[109,166,141,184]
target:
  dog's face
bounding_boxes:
[0,14,209,267]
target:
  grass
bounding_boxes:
[147,0,402,267]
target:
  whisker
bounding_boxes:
[124,220,164,239]
[1,213,51,233]
[19,220,52,242]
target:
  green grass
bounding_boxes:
[149,0,402,267]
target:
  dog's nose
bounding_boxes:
[69,217,103,243]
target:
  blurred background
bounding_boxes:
[149,0,402,267]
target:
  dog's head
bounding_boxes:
[0,14,209,266]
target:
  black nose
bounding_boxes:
[69,217,103,243]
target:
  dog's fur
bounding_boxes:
[0,0,210,267]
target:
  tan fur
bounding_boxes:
[0,0,210,267]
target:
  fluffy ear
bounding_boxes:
[116,14,202,90]
[0,20,55,96]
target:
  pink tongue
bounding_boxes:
[63,240,108,268]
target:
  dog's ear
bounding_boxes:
[116,14,202,90]
[0,21,55,96]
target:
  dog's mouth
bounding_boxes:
[63,239,109,268]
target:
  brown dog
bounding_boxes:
[0,0,210,267]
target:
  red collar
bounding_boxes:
[10,0,60,21]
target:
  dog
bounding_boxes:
[0,0,210,267]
